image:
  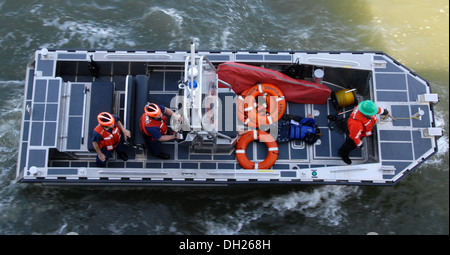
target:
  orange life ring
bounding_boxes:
[237,87,258,128]
[244,83,286,127]
[236,130,278,169]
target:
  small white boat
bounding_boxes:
[16,43,442,186]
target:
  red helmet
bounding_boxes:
[97,112,115,126]
[144,103,161,118]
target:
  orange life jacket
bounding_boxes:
[94,124,122,151]
[139,114,168,140]
[347,106,382,146]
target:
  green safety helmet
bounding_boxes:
[358,100,379,116]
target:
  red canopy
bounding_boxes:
[217,62,331,104]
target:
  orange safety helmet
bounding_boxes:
[97,112,115,126]
[144,103,162,118]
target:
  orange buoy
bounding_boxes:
[244,83,286,127]
[237,88,258,128]
[236,130,278,169]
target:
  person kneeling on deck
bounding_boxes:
[92,112,131,167]
[139,103,182,159]
[338,100,389,165]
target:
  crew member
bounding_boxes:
[92,112,131,167]
[338,100,389,165]
[139,103,182,159]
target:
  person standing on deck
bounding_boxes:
[139,103,182,159]
[338,100,389,165]
[92,112,131,167]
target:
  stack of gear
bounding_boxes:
[218,62,331,169]
[235,83,321,170]
[236,83,286,169]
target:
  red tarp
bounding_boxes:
[217,62,331,104]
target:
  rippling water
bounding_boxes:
[0,0,448,235]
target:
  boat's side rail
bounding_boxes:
[23,163,393,185]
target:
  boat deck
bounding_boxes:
[17,49,441,185]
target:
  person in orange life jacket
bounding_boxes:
[92,112,131,167]
[338,100,389,165]
[139,103,182,159]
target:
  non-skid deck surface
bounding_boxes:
[373,55,435,176]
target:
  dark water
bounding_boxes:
[0,0,448,235]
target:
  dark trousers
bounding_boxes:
[96,142,125,167]
[146,137,162,156]
[338,135,358,158]
[144,129,175,156]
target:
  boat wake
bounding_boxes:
[202,185,361,235]
[0,80,23,180]
[421,111,449,168]
[41,17,137,49]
